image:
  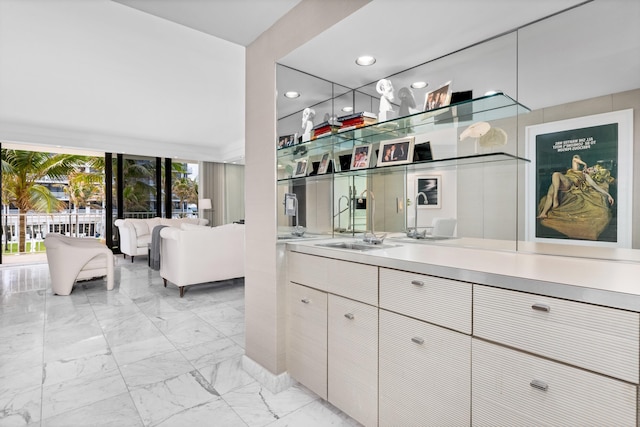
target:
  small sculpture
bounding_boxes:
[376,79,395,121]
[301,107,315,141]
[397,87,416,116]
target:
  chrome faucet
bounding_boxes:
[407,192,428,239]
[335,195,350,232]
[359,189,386,244]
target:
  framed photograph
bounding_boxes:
[292,158,309,178]
[277,133,297,149]
[376,136,415,167]
[317,152,331,174]
[423,80,452,111]
[525,109,633,248]
[416,175,441,208]
[351,144,372,170]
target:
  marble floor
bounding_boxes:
[0,257,360,427]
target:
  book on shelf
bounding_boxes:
[337,123,369,133]
[336,111,377,122]
[339,117,377,128]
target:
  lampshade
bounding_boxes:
[199,198,212,210]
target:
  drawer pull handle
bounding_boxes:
[411,337,425,345]
[530,379,548,391]
[301,298,310,304]
[531,303,550,312]
[411,280,424,287]
[344,313,355,320]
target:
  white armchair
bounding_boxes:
[160,223,244,297]
[44,234,115,295]
[115,217,208,262]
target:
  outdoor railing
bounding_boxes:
[1,210,199,255]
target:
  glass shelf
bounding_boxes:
[276,93,530,161]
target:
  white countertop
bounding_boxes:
[287,238,640,312]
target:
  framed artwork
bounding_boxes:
[277,133,297,149]
[423,80,452,111]
[376,136,415,167]
[525,109,633,248]
[292,158,309,178]
[351,144,372,170]
[317,152,331,174]
[416,175,441,208]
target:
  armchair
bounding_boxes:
[44,234,115,295]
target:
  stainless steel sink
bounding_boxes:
[316,241,398,251]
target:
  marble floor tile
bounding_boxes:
[193,304,245,337]
[197,355,256,395]
[0,384,42,426]
[222,382,319,427]
[179,336,245,369]
[41,392,143,427]
[0,261,359,427]
[41,369,128,420]
[265,399,362,427]
[154,398,247,427]
[119,350,194,389]
[129,370,219,426]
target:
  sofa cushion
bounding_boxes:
[132,220,149,237]
[137,234,152,248]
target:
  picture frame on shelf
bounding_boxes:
[416,175,441,208]
[317,152,331,174]
[277,133,297,149]
[376,136,415,167]
[525,109,633,248]
[351,144,373,170]
[292,158,309,178]
[423,80,452,111]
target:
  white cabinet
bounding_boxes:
[379,268,472,334]
[287,282,327,399]
[472,338,637,426]
[473,285,639,426]
[328,295,378,427]
[379,309,471,427]
[474,285,639,383]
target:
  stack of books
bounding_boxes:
[337,112,377,132]
[312,121,341,139]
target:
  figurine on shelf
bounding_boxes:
[301,107,315,142]
[397,86,416,116]
[376,78,395,121]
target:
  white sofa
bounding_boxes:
[44,234,115,295]
[114,217,208,262]
[160,223,244,297]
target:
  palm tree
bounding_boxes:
[1,149,86,252]
[172,177,198,217]
[63,168,104,236]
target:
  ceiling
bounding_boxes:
[0,0,606,164]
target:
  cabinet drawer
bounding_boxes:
[379,310,471,427]
[379,268,471,333]
[287,283,327,399]
[328,295,378,427]
[288,252,330,291]
[327,260,377,305]
[474,285,639,383]
[472,338,637,426]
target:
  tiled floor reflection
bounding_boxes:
[0,258,360,427]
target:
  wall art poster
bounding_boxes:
[525,109,633,247]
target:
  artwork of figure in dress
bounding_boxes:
[537,154,615,240]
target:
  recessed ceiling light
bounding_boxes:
[411,81,427,89]
[355,55,376,66]
[342,106,354,112]
[284,91,300,99]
